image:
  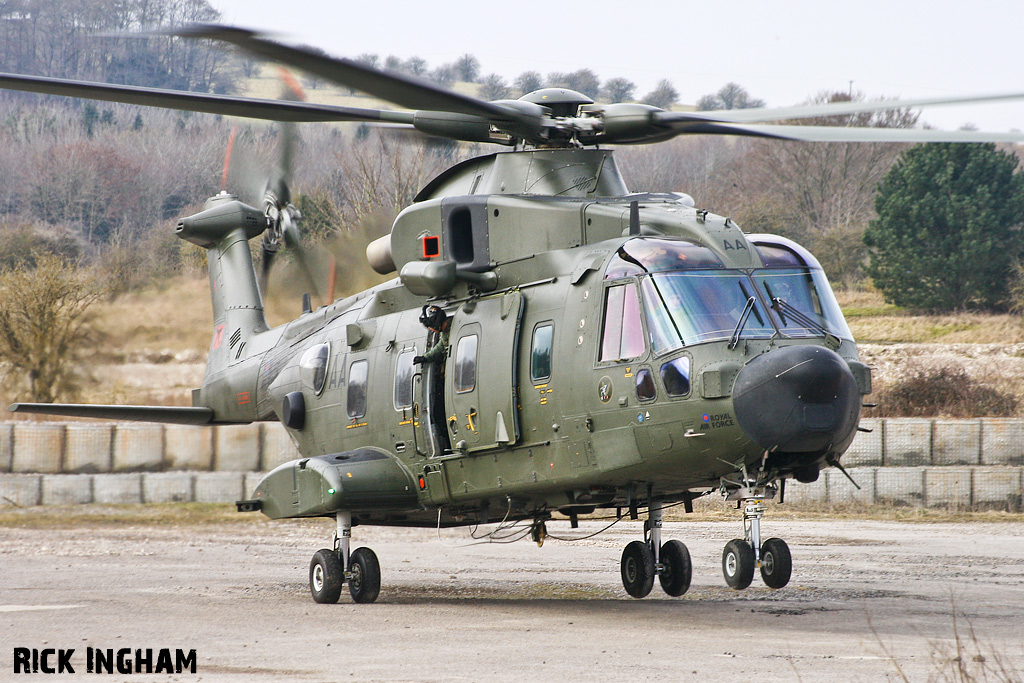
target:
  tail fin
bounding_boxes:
[178,193,270,421]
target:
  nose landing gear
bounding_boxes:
[309,511,381,604]
[720,477,792,590]
[619,504,693,598]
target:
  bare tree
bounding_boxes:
[600,77,637,103]
[478,74,510,101]
[641,79,678,109]
[696,82,766,111]
[730,91,919,287]
[454,54,480,83]
[0,254,107,402]
[430,63,457,87]
[513,71,542,97]
[563,69,600,99]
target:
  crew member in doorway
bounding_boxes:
[414,305,449,365]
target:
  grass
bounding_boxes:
[1,502,1020,529]
[0,503,266,528]
[835,289,1024,343]
[90,276,213,360]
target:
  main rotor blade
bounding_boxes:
[664,121,1024,143]
[0,72,414,124]
[172,24,531,126]
[658,90,1024,125]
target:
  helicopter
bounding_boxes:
[6,24,1024,603]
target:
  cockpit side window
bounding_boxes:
[299,343,331,395]
[600,282,645,362]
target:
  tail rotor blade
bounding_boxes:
[282,212,322,304]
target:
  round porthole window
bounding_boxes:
[299,343,331,395]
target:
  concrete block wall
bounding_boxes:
[784,466,1023,511]
[0,421,299,475]
[0,471,270,506]
[980,419,1024,465]
[2,466,1021,508]
[826,418,1024,467]
[0,419,1022,509]
[3,418,1021,475]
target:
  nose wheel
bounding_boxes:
[619,504,692,598]
[719,480,792,590]
[309,511,381,604]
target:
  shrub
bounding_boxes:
[875,364,1017,418]
[0,254,107,402]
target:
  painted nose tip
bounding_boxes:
[732,345,861,455]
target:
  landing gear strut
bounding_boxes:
[720,477,792,590]
[619,504,692,598]
[309,511,381,604]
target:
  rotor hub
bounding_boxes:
[519,88,593,118]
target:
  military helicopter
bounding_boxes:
[6,25,1024,603]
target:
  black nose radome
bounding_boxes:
[733,346,860,456]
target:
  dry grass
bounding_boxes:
[90,276,213,359]
[1,501,1021,529]
[0,503,265,528]
[837,289,1024,343]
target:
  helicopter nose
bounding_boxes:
[732,345,861,456]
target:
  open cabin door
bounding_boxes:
[445,290,523,453]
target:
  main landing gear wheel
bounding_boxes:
[620,540,656,598]
[658,539,692,597]
[760,537,792,589]
[722,538,755,590]
[348,546,381,603]
[308,511,382,604]
[310,548,344,604]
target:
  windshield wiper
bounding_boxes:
[763,283,840,348]
[728,297,757,350]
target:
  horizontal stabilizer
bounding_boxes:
[8,403,220,425]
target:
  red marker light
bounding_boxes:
[422,235,440,259]
[418,476,426,490]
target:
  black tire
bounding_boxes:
[620,540,655,598]
[658,539,692,597]
[348,547,381,604]
[722,538,755,590]
[309,548,343,604]
[760,537,792,589]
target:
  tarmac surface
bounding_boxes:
[1,511,1023,681]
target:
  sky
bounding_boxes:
[208,0,1024,134]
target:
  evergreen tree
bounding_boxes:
[864,143,1024,311]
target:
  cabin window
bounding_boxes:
[531,323,553,383]
[347,359,369,419]
[599,282,645,362]
[661,357,691,397]
[635,367,657,402]
[299,343,330,395]
[394,349,416,410]
[454,334,478,393]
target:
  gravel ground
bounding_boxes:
[2,515,1023,682]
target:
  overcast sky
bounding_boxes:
[210,0,1024,134]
